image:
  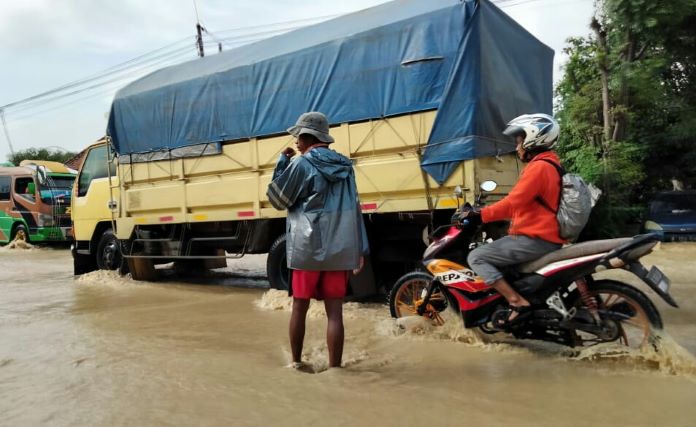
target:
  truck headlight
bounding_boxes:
[38,213,55,227]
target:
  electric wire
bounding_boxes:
[1,37,196,111]
[6,21,319,120]
[7,46,198,115]
[9,51,198,121]
[1,14,339,114]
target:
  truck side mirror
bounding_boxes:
[37,166,47,185]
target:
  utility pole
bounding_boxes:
[0,109,15,157]
[193,0,205,58]
[196,23,205,57]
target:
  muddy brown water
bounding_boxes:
[1,243,696,426]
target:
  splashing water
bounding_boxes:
[75,269,133,286]
[256,288,696,377]
[1,234,35,250]
[568,332,696,377]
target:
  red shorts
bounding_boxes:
[291,269,349,300]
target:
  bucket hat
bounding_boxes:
[287,111,334,144]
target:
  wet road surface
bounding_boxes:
[1,243,696,426]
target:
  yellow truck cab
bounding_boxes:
[71,0,553,296]
[71,140,119,272]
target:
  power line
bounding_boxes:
[1,15,338,114]
[8,21,317,121]
[200,13,340,51]
[7,46,198,115]
[0,37,196,111]
[214,13,341,35]
[3,27,296,115]
[8,51,199,121]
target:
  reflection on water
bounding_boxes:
[1,244,696,426]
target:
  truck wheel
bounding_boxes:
[96,229,122,270]
[266,234,289,290]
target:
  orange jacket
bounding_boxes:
[481,151,566,244]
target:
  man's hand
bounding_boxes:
[353,256,365,275]
[282,147,296,158]
[459,209,482,226]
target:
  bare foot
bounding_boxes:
[287,361,315,374]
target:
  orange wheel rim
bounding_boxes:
[394,277,447,325]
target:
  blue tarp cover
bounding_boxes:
[107,0,553,184]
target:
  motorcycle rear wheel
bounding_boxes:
[573,280,662,349]
[389,271,453,325]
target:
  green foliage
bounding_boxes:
[556,0,696,237]
[7,147,77,165]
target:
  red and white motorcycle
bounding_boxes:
[388,182,677,348]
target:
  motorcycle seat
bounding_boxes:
[518,237,633,273]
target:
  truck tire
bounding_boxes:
[96,229,122,270]
[266,234,289,290]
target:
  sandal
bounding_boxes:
[495,304,533,330]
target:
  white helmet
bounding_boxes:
[503,113,559,151]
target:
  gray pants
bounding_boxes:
[467,235,561,284]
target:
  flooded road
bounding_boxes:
[2,243,696,426]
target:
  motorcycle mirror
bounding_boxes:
[454,185,463,198]
[480,180,497,192]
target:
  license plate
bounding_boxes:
[646,266,670,293]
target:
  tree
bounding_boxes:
[7,147,77,166]
[556,0,696,237]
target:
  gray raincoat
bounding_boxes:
[267,147,369,271]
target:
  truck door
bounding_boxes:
[72,143,118,243]
[11,176,40,238]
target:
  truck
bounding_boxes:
[70,0,553,296]
[0,160,75,244]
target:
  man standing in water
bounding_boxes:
[267,112,369,370]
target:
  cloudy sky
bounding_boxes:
[0,0,594,162]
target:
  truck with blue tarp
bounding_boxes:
[71,0,553,295]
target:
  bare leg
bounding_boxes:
[323,298,344,368]
[490,278,530,321]
[290,298,311,364]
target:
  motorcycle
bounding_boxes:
[388,181,678,348]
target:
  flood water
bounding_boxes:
[2,242,696,426]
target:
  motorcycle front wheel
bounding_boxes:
[572,279,662,349]
[388,271,454,325]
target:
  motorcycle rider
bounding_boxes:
[463,114,566,327]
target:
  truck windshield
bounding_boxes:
[39,176,75,204]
